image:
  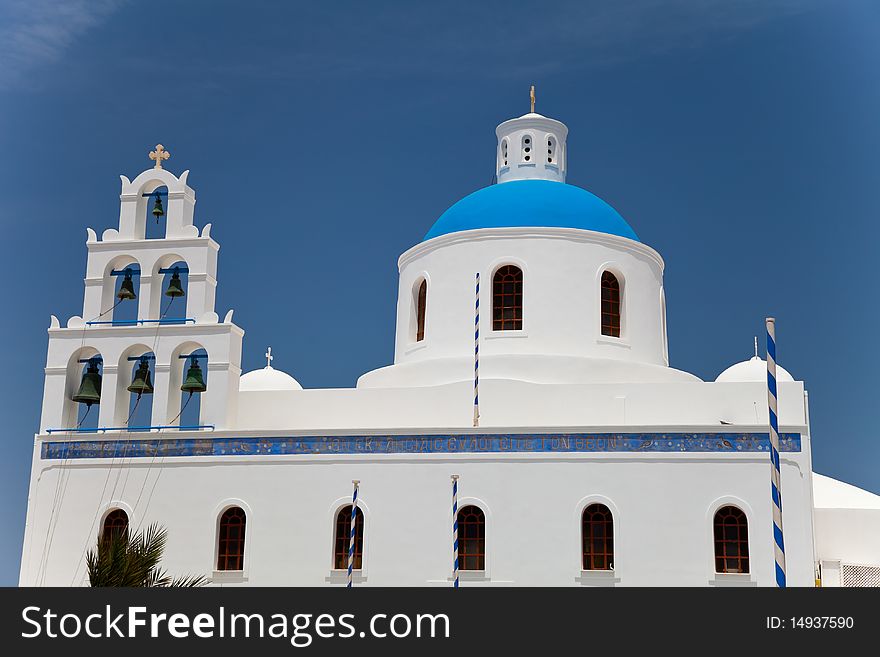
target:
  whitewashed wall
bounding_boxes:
[360,227,677,389]
[20,439,816,587]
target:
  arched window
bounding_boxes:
[217,507,246,571]
[458,505,485,571]
[493,265,523,331]
[547,134,557,164]
[521,134,533,162]
[601,271,621,337]
[416,279,427,342]
[714,506,749,574]
[334,505,364,570]
[101,509,129,544]
[582,504,614,570]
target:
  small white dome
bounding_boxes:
[715,356,795,383]
[239,366,303,392]
[813,473,880,510]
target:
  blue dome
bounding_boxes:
[424,180,639,242]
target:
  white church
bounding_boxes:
[19,96,880,587]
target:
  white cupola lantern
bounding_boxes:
[495,86,568,184]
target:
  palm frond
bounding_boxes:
[87,522,207,587]
[165,574,210,587]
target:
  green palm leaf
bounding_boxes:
[87,523,207,587]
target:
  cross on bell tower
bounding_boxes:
[149,144,170,169]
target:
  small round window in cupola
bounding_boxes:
[522,135,532,162]
[547,135,557,164]
[501,139,509,166]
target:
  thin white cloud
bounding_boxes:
[0,0,125,90]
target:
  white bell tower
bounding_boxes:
[495,86,568,184]
[39,145,244,433]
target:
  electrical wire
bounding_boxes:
[133,395,196,532]
[131,439,162,529]
[137,451,167,534]
[67,280,175,585]
[103,394,143,535]
[116,295,175,501]
[113,290,170,501]
[129,293,197,527]
[38,292,132,583]
[69,439,123,586]
[37,440,70,585]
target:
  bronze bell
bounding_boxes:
[181,356,207,395]
[72,360,102,406]
[165,268,185,298]
[116,269,137,301]
[127,359,154,396]
[151,194,165,221]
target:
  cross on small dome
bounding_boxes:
[240,347,302,391]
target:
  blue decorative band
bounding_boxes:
[41,432,802,460]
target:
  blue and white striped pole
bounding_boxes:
[347,479,360,588]
[473,273,480,428]
[452,474,460,588]
[766,318,786,587]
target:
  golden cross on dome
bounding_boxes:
[265,346,274,368]
[149,144,170,169]
[530,85,536,113]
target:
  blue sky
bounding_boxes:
[1,0,878,585]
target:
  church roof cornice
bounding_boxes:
[398,226,664,272]
[86,235,220,252]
